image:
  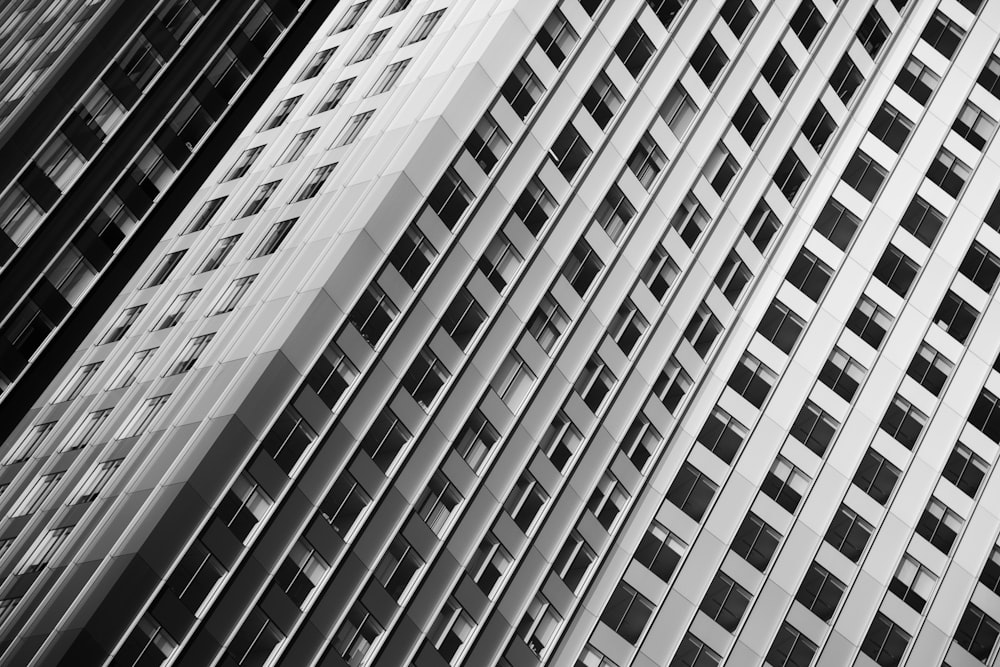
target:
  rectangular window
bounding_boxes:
[553,532,596,592]
[870,104,913,153]
[563,240,604,296]
[528,293,570,354]
[796,562,845,622]
[404,9,445,45]
[861,613,911,666]
[733,94,769,146]
[477,232,523,293]
[222,146,264,182]
[616,21,656,77]
[767,624,817,667]
[296,48,336,83]
[292,163,336,201]
[720,0,758,38]
[440,288,486,350]
[454,410,498,473]
[349,283,398,345]
[402,347,450,409]
[956,605,1000,661]
[587,472,629,529]
[732,513,781,571]
[906,342,952,396]
[540,411,582,471]
[360,408,411,471]
[757,300,804,353]
[491,352,535,409]
[118,394,170,439]
[608,299,649,356]
[670,193,709,247]
[874,245,918,296]
[536,8,578,68]
[428,167,474,229]
[469,535,512,598]
[518,595,562,657]
[889,554,937,613]
[251,218,296,258]
[762,46,797,96]
[416,471,462,535]
[744,201,780,253]
[20,526,72,574]
[53,362,102,402]
[196,235,239,273]
[916,497,962,554]
[313,78,355,114]
[696,407,747,464]
[183,197,225,234]
[62,409,111,452]
[762,456,809,512]
[332,602,383,666]
[714,251,752,304]
[465,113,510,174]
[142,251,185,288]
[9,471,64,516]
[166,334,213,375]
[661,83,698,137]
[550,124,591,181]
[802,102,836,154]
[959,242,1000,292]
[501,60,545,119]
[934,290,979,343]
[70,458,123,504]
[601,583,654,644]
[790,0,825,49]
[429,598,476,664]
[666,463,716,521]
[349,29,389,63]
[504,473,548,532]
[847,295,892,347]
[583,71,624,129]
[278,129,318,164]
[690,34,728,87]
[594,184,636,243]
[320,472,371,536]
[621,415,659,471]
[389,224,437,287]
[101,304,145,344]
[830,55,864,104]
[646,0,684,29]
[921,11,965,59]
[575,355,616,411]
[108,347,156,389]
[790,400,838,456]
[655,357,692,412]
[237,181,279,218]
[628,133,667,190]
[786,248,833,301]
[277,534,331,607]
[825,504,873,562]
[635,522,685,581]
[332,1,369,33]
[773,151,809,202]
[943,443,988,497]
[900,196,944,246]
[728,353,776,408]
[640,245,679,300]
[896,57,939,105]
[336,111,373,147]
[210,275,257,315]
[670,634,721,667]
[382,0,412,17]
[979,54,1000,98]
[305,341,358,408]
[852,447,899,504]
[857,8,890,57]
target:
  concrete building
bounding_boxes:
[3,0,1000,665]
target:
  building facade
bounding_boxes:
[3,0,1000,665]
[0,0,340,437]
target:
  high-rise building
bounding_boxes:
[4,0,1000,665]
[0,0,340,437]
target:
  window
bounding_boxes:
[819,347,865,401]
[608,299,648,356]
[697,408,748,464]
[587,472,629,529]
[982,546,1000,594]
[900,197,944,247]
[478,232,522,293]
[109,347,156,388]
[640,245,679,300]
[646,0,684,28]
[773,151,809,203]
[666,463,717,521]
[196,235,239,273]
[602,583,654,644]
[690,35,728,87]
[276,535,331,606]
[550,124,591,181]
[222,146,264,182]
[402,347,450,409]
[704,143,740,195]
[416,472,461,535]
[714,251,752,304]
[934,290,978,343]
[517,595,562,657]
[906,343,952,396]
[943,443,988,497]
[332,602,383,666]
[814,199,860,251]
[635,522,685,581]
[916,498,962,554]
[843,151,887,200]
[790,400,838,456]
[511,176,557,236]
[921,11,964,58]
[956,605,1000,661]
[143,251,185,288]
[117,35,165,91]
[388,224,436,287]
[504,473,547,532]
[628,134,667,190]
[454,410,498,473]
[896,57,939,105]
[296,48,335,82]
[237,181,279,218]
[167,538,226,613]
[575,355,616,411]
[61,409,111,452]
[528,294,570,354]
[744,201,781,253]
[278,129,317,165]
[101,304,145,344]
[359,408,410,471]
[540,411,582,471]
[700,572,750,632]
[616,21,656,77]
[786,249,832,301]
[889,555,936,613]
[165,334,212,376]
[762,46,797,96]
[183,197,225,234]
[320,472,371,536]
[861,613,910,666]
[683,304,723,357]
[825,504,872,562]
[336,111,373,146]
[733,94,769,146]
[960,243,1000,295]
[766,623,817,667]
[583,71,624,129]
[469,535,512,597]
[790,0,825,49]
[853,448,900,504]
[880,395,926,449]
[428,167,474,229]
[36,134,85,190]
[381,0,411,16]
[349,283,397,345]
[857,8,890,57]
[830,55,863,104]
[720,0,757,38]
[869,104,912,153]
[404,9,445,45]
[757,300,805,354]
[0,185,41,245]
[732,513,780,570]
[969,390,1000,440]
[563,240,604,295]
[980,54,1000,97]
[501,60,545,119]
[661,83,698,137]
[762,456,809,512]
[314,78,355,114]
[491,352,535,409]
[10,471,63,516]
[796,562,845,622]
[53,362,101,402]
[654,357,693,413]
[670,193,710,247]
[259,405,317,474]
[333,1,369,32]
[874,246,918,297]
[429,598,475,664]
[669,634,721,667]
[847,295,892,347]
[303,342,358,409]
[536,8,578,68]
[465,114,510,174]
[553,532,596,592]
[349,29,389,63]
[250,218,296,259]
[927,149,970,197]
[440,288,486,350]
[217,471,272,542]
